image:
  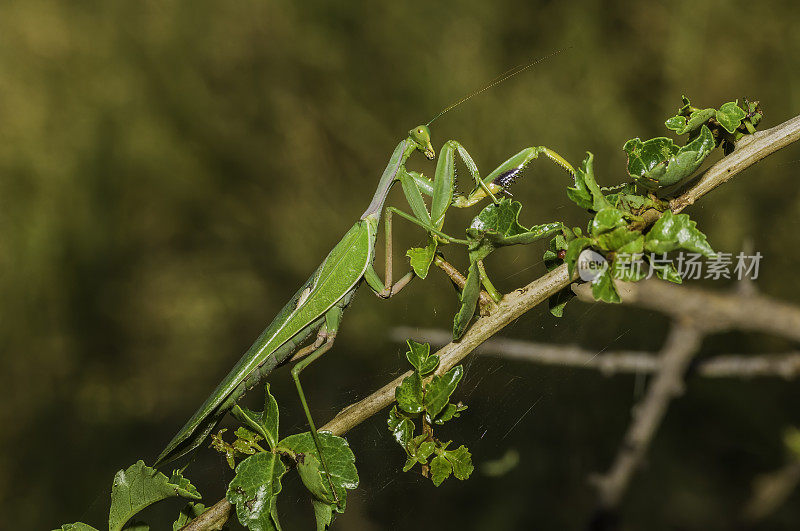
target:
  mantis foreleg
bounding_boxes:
[407,144,575,209]
[454,145,575,207]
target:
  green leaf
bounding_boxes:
[424,365,464,417]
[543,249,560,272]
[404,339,438,375]
[664,115,686,132]
[591,267,621,304]
[55,524,99,531]
[547,287,575,317]
[595,226,643,253]
[403,339,438,375]
[434,402,466,425]
[743,99,762,129]
[108,461,201,531]
[226,452,287,531]
[624,136,677,188]
[172,503,206,531]
[279,432,358,514]
[644,210,715,256]
[590,208,626,237]
[606,185,665,215]
[624,126,715,189]
[566,152,611,211]
[231,427,264,457]
[231,383,280,449]
[664,108,715,135]
[402,437,436,470]
[210,429,238,469]
[544,232,569,271]
[387,406,414,449]
[419,356,439,376]
[404,339,428,370]
[566,177,593,211]
[395,372,424,414]
[466,198,563,262]
[677,95,693,114]
[655,262,682,284]
[452,261,481,340]
[416,441,437,463]
[667,125,716,183]
[716,101,746,133]
[312,500,333,531]
[565,237,592,278]
[406,238,437,279]
[430,455,453,486]
[408,434,428,451]
[168,469,201,500]
[445,445,474,480]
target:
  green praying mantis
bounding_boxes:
[154,64,576,500]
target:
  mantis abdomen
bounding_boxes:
[155,219,376,465]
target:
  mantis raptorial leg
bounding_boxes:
[407,144,576,209]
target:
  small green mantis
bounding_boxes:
[155,64,575,500]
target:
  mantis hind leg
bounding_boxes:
[290,305,343,503]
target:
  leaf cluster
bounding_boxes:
[387,340,473,485]
[665,96,762,153]
[58,384,359,531]
[544,96,760,309]
[216,384,358,531]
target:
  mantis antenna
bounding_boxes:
[426,48,570,126]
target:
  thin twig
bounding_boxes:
[630,114,800,231]
[573,279,800,342]
[671,114,800,212]
[392,326,800,379]
[590,323,704,511]
[180,497,231,531]
[433,255,495,313]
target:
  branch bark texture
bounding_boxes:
[393,326,800,379]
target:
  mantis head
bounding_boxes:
[408,125,435,160]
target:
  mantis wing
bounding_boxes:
[155,218,376,465]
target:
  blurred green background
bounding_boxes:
[2,0,800,529]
